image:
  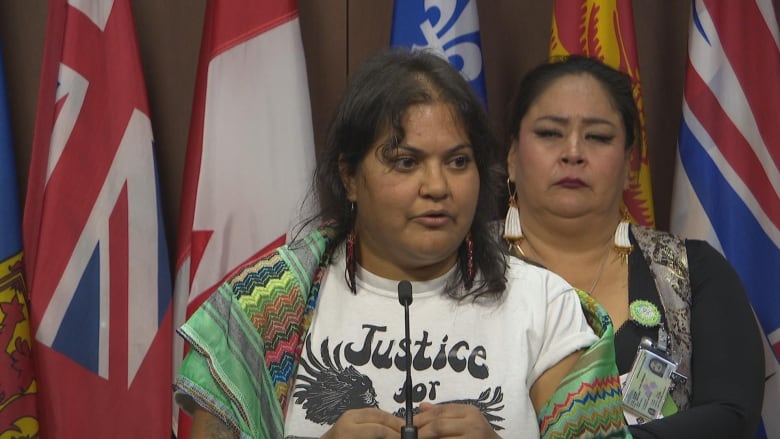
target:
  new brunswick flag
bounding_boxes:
[550,0,656,227]
[0,40,39,437]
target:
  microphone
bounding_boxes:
[397,280,417,439]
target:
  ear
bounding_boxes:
[339,155,357,202]
[506,138,518,181]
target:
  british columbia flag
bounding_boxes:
[670,0,780,437]
[22,0,173,437]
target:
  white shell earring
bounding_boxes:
[613,210,634,264]
[503,179,524,255]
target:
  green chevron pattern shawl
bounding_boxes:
[175,228,330,439]
[538,289,632,438]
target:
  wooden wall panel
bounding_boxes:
[346,0,393,73]
[478,0,554,145]
[299,0,348,155]
[131,0,205,247]
[0,0,47,200]
[633,1,690,228]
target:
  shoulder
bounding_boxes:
[683,239,745,290]
[630,224,682,247]
[629,225,735,276]
[684,238,728,262]
[224,250,288,297]
[504,255,575,303]
[505,254,555,279]
[225,225,334,297]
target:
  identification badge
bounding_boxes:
[622,337,677,420]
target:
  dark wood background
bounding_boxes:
[2,1,777,257]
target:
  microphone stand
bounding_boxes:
[398,281,418,439]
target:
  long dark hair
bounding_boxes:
[506,54,639,150]
[299,48,507,299]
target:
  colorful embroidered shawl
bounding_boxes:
[175,228,329,438]
[537,290,632,438]
[175,227,631,438]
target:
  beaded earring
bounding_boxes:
[346,202,357,293]
[464,231,475,290]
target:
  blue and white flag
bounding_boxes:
[670,0,780,437]
[390,0,488,105]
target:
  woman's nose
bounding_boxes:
[560,135,585,165]
[420,166,449,199]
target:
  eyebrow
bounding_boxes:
[396,143,474,155]
[535,115,617,128]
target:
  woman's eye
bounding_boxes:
[449,155,472,169]
[534,129,561,138]
[393,156,417,170]
[586,134,615,143]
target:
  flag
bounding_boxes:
[670,0,780,437]
[0,41,39,438]
[22,0,173,437]
[550,0,656,227]
[390,0,488,105]
[172,0,315,435]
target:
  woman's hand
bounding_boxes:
[321,407,405,439]
[413,403,501,438]
[190,406,235,439]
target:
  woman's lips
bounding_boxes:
[555,177,587,188]
[414,212,452,227]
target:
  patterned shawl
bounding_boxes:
[537,289,632,438]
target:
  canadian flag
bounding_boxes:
[173,0,315,434]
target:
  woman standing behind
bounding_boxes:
[504,55,764,438]
[175,49,629,438]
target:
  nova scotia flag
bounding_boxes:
[391,0,488,105]
[670,0,780,437]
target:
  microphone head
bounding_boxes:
[397,280,413,306]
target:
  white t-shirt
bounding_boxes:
[283,250,597,438]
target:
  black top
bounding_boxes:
[616,234,765,438]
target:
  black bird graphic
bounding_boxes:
[292,336,379,425]
[393,387,506,431]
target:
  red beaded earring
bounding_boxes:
[464,232,475,290]
[346,203,357,293]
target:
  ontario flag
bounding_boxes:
[22,0,173,437]
[550,0,656,227]
[0,40,39,437]
[670,0,780,437]
[172,0,315,435]
[390,0,488,105]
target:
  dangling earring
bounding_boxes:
[346,202,358,293]
[613,208,633,264]
[503,179,524,256]
[463,231,475,290]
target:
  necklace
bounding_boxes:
[523,236,612,295]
